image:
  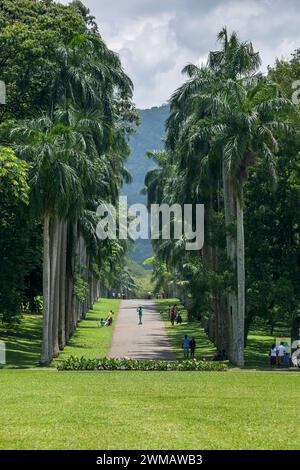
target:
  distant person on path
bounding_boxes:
[176,312,182,324]
[170,307,176,326]
[269,343,277,367]
[190,337,196,359]
[168,304,172,320]
[137,306,143,325]
[182,335,190,359]
[277,342,286,367]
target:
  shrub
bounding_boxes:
[57,356,228,371]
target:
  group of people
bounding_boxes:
[269,342,298,368]
[182,335,196,359]
[112,292,125,300]
[99,310,114,327]
[168,304,182,326]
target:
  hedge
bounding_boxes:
[57,356,228,371]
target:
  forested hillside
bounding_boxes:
[123,105,169,264]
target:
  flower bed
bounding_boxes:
[57,356,228,371]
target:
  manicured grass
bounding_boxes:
[0,314,42,369]
[0,369,299,449]
[244,322,291,368]
[0,298,120,369]
[157,299,216,361]
[53,298,120,364]
[156,299,293,368]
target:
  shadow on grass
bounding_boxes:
[0,314,42,369]
[0,298,121,369]
[156,299,216,361]
[156,299,293,369]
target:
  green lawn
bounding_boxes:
[157,299,216,361]
[53,298,120,363]
[0,298,120,369]
[0,369,299,449]
[0,314,42,369]
[156,299,292,368]
[1,297,300,450]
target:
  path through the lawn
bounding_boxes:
[109,299,175,360]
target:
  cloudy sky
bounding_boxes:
[61,0,300,108]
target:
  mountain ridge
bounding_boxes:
[122,104,169,264]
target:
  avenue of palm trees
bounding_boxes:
[1,2,137,365]
[145,28,298,366]
[1,0,299,369]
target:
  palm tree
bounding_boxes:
[172,73,294,364]
[165,29,295,365]
[11,114,88,363]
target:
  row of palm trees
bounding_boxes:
[5,33,136,364]
[145,28,296,366]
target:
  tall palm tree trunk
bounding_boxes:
[59,220,67,349]
[236,194,245,366]
[222,159,244,366]
[41,212,51,365]
[52,218,62,357]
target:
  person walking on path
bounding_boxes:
[176,312,182,324]
[277,342,286,367]
[182,335,190,359]
[269,343,277,367]
[190,337,196,359]
[170,307,176,326]
[137,306,143,325]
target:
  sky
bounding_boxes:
[61,0,300,109]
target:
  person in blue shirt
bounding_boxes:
[182,335,190,359]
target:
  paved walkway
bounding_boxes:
[109,299,175,360]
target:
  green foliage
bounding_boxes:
[145,27,300,353]
[0,0,88,120]
[125,258,153,297]
[73,274,89,302]
[0,146,39,322]
[0,0,136,330]
[57,355,228,371]
[0,147,29,203]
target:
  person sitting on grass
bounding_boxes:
[182,335,190,359]
[99,310,114,327]
[106,311,114,326]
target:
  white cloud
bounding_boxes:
[60,0,300,108]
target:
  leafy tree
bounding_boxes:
[0,147,32,321]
